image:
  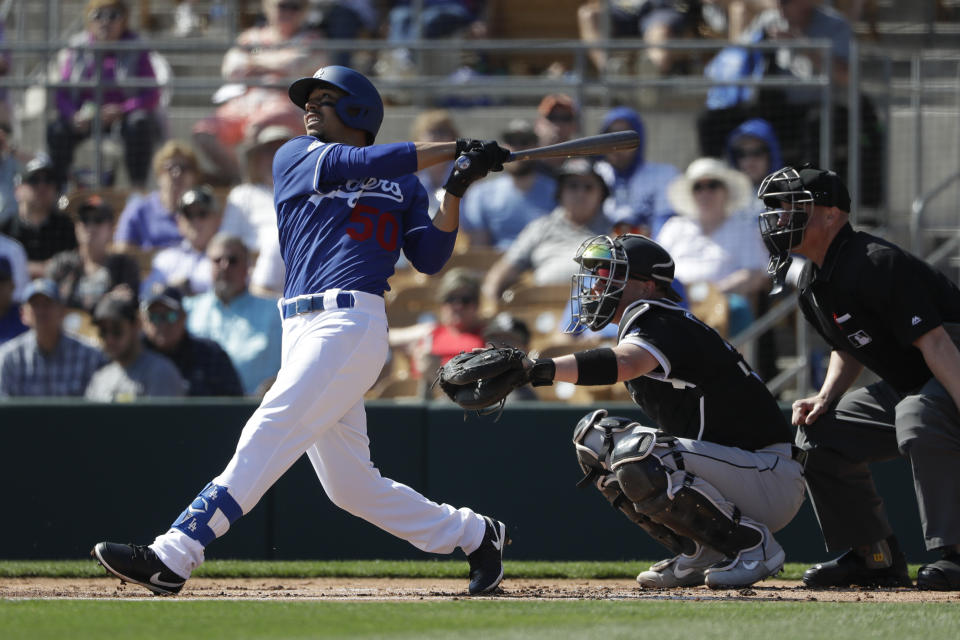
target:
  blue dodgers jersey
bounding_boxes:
[273,136,433,299]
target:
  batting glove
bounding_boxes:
[455,138,485,156]
[475,140,511,172]
[443,149,490,198]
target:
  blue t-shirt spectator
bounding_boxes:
[185,290,281,395]
[461,172,556,250]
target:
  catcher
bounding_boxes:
[438,234,806,588]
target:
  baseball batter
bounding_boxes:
[93,66,510,596]
[442,234,806,588]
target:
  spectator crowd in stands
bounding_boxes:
[0,0,876,401]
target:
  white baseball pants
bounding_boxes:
[152,290,486,578]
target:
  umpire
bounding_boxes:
[757,166,960,590]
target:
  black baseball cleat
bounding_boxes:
[467,516,510,595]
[917,554,960,591]
[92,541,186,596]
[802,537,912,588]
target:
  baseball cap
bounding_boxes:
[797,167,851,212]
[0,256,12,281]
[141,285,184,312]
[244,125,295,156]
[93,291,139,323]
[436,267,481,303]
[483,312,531,345]
[72,194,115,223]
[178,186,215,216]
[501,119,537,148]
[537,93,577,119]
[23,278,61,303]
[17,154,56,184]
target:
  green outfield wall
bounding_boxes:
[0,400,933,563]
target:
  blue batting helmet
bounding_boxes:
[288,65,384,144]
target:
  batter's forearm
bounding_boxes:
[414,142,457,170]
[432,192,460,232]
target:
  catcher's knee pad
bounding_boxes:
[611,439,760,558]
[572,409,658,485]
[171,482,243,547]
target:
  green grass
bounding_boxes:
[0,560,947,640]
[1,600,956,640]
[0,559,925,581]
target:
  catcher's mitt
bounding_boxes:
[435,346,530,413]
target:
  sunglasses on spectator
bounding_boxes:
[277,1,305,11]
[148,310,180,325]
[181,207,213,221]
[692,180,724,193]
[547,112,575,124]
[444,294,478,305]
[90,8,123,22]
[732,146,769,160]
[97,322,127,339]
[211,254,241,267]
[161,162,191,175]
[25,173,57,186]
[564,180,599,192]
[80,214,113,226]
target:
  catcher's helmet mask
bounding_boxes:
[288,65,384,145]
[566,234,680,334]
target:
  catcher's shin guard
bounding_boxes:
[595,474,695,556]
[610,437,761,559]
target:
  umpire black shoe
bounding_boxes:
[467,516,510,595]
[92,541,186,595]
[802,536,912,588]
[917,554,960,591]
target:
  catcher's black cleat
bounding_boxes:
[92,541,186,596]
[917,553,960,591]
[467,516,510,595]
[802,537,911,588]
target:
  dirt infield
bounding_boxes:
[3,577,958,602]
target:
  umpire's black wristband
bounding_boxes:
[574,348,619,386]
[529,359,556,387]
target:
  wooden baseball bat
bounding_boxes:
[455,130,639,171]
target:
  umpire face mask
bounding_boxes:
[757,167,814,293]
[566,235,629,333]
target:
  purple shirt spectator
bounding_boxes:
[55,31,159,120]
[114,191,182,250]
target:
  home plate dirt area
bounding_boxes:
[2,578,958,602]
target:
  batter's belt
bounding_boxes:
[281,291,357,319]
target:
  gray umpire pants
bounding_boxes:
[795,377,960,552]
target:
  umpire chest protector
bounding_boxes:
[616,300,791,450]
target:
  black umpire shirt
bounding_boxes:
[797,223,960,393]
[617,300,792,451]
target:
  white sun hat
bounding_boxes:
[666,157,753,218]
